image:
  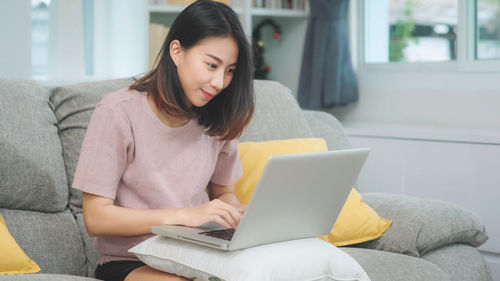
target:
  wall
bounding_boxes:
[0,0,31,79]
[329,70,500,131]
[0,0,148,84]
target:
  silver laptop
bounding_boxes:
[152,147,370,251]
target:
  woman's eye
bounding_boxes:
[227,68,235,74]
[207,63,217,69]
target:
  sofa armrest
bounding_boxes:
[358,193,488,257]
[302,110,351,150]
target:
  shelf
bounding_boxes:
[148,5,306,17]
[148,4,243,14]
[251,8,308,18]
[146,3,309,97]
[148,4,185,13]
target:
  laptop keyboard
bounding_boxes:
[199,228,235,241]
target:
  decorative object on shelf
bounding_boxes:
[252,19,281,79]
[165,0,231,6]
[252,0,307,10]
[149,23,170,69]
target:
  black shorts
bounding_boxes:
[95,260,146,281]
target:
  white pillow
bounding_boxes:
[129,235,371,281]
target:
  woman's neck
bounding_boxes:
[147,94,190,128]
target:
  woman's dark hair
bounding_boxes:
[130,0,254,140]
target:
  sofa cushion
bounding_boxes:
[0,215,40,274]
[0,209,87,276]
[0,79,69,212]
[342,247,450,281]
[360,193,488,257]
[75,214,99,278]
[319,188,392,247]
[50,78,135,213]
[239,80,314,142]
[235,138,391,247]
[235,138,328,203]
[421,243,493,281]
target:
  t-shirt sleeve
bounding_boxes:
[72,102,133,200]
[210,139,243,186]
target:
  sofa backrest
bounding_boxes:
[239,80,314,142]
[0,79,87,276]
[50,78,135,214]
[302,110,351,150]
[0,79,68,212]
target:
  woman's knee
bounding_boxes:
[125,265,190,281]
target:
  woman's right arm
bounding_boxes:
[82,192,243,237]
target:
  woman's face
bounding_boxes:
[170,36,239,108]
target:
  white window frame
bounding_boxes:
[351,0,500,74]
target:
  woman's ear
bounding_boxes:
[170,40,182,67]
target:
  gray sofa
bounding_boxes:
[0,78,493,281]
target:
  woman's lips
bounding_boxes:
[201,89,215,99]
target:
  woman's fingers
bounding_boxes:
[211,215,232,229]
[235,203,247,214]
[211,200,241,229]
[182,200,244,229]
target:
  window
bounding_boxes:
[31,0,94,79]
[363,0,500,67]
[31,0,50,77]
[476,0,500,60]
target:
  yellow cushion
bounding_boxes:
[318,188,392,246]
[235,138,329,203]
[0,215,41,274]
[235,138,391,246]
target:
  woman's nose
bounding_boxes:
[210,70,225,90]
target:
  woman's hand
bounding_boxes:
[180,199,244,229]
[231,202,247,214]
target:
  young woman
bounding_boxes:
[72,1,255,280]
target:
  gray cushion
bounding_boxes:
[240,80,313,142]
[50,78,135,214]
[302,110,351,150]
[0,79,69,212]
[0,209,87,276]
[360,193,488,257]
[422,243,493,281]
[342,247,450,281]
[76,214,99,278]
[0,274,99,281]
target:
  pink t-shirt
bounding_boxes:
[72,88,242,263]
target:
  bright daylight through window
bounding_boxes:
[364,0,500,64]
[31,0,94,79]
[32,0,50,76]
[477,0,500,59]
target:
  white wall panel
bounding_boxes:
[348,136,403,194]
